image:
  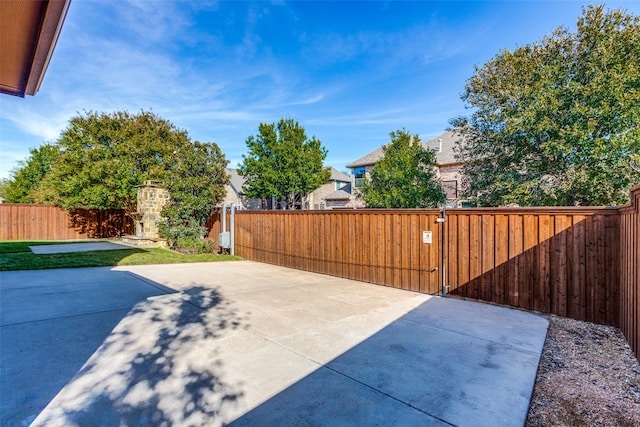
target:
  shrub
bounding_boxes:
[158,219,214,253]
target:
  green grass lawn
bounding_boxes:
[0,240,242,271]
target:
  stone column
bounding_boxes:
[135,181,170,239]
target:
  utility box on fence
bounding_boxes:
[218,231,231,249]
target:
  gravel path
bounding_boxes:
[526,315,640,426]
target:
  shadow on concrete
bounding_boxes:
[36,283,246,426]
[1,268,245,426]
[3,265,547,426]
[229,296,547,427]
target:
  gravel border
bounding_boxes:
[526,315,640,426]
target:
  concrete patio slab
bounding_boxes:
[0,261,549,427]
[1,268,171,325]
[29,242,133,254]
[1,309,131,426]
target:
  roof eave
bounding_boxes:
[0,0,71,98]
[346,161,374,169]
[25,0,72,96]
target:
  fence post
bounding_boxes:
[438,206,447,297]
[230,204,235,256]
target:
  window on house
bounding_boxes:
[354,167,367,187]
[443,180,458,199]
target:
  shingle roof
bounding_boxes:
[423,129,460,165]
[227,168,246,195]
[346,147,385,169]
[329,167,351,182]
[323,189,352,200]
[346,130,462,168]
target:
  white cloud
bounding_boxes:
[0,1,491,178]
[288,93,326,106]
[303,22,469,70]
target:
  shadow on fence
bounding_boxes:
[68,209,134,238]
[446,211,620,327]
[0,204,133,240]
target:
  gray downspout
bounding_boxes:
[221,204,227,236]
[230,203,235,256]
[440,205,447,297]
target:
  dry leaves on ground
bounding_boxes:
[526,315,640,426]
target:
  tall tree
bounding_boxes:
[453,5,640,207]
[239,118,330,209]
[3,144,60,203]
[39,110,195,214]
[359,129,445,208]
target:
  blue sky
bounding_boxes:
[2,0,639,179]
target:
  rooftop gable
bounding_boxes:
[227,168,246,195]
[346,130,463,169]
[328,166,351,182]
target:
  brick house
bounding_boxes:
[346,130,466,207]
[308,167,356,210]
[222,167,355,210]
[220,168,262,210]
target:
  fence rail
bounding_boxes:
[234,210,443,293]
[229,208,620,324]
[0,204,133,240]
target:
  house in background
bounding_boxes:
[220,169,262,210]
[309,167,356,210]
[346,129,466,207]
[322,187,356,209]
[222,167,355,210]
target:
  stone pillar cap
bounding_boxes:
[137,180,164,187]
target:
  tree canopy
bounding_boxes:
[7,111,228,204]
[238,118,330,209]
[3,144,60,203]
[36,110,197,213]
[159,141,229,249]
[4,110,229,249]
[453,4,640,206]
[359,129,445,208]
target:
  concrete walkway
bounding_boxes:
[1,261,548,426]
[29,242,134,254]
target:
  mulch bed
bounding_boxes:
[526,315,640,426]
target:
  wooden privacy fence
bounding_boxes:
[445,207,620,326]
[234,210,444,293]
[0,204,133,240]
[209,185,639,360]
[619,185,640,362]
[228,207,620,323]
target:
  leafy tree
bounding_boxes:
[5,110,229,251]
[159,141,229,251]
[3,144,60,203]
[453,4,640,206]
[0,179,10,201]
[39,110,195,214]
[239,118,331,209]
[359,129,445,208]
